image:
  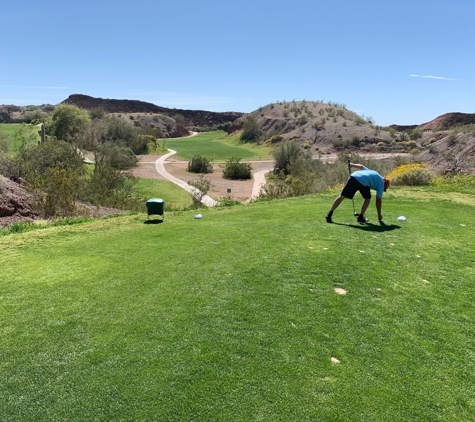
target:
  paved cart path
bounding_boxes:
[155,150,219,207]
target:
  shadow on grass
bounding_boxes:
[144,219,164,225]
[334,221,401,232]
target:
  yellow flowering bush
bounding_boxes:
[386,163,432,186]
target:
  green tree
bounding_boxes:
[105,115,138,143]
[46,104,91,143]
[16,138,85,183]
[31,162,85,218]
[96,142,138,171]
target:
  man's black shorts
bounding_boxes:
[341,176,371,199]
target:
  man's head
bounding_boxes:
[384,177,391,192]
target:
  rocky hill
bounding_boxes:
[0,105,25,123]
[230,101,475,173]
[417,112,475,131]
[229,101,395,153]
[61,94,242,128]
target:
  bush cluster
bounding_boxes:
[386,163,432,186]
[187,155,213,174]
[222,157,252,180]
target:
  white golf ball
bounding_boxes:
[397,216,406,222]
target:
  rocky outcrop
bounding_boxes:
[417,112,475,131]
[61,94,243,128]
[0,176,39,227]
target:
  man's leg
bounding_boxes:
[330,195,346,212]
[326,195,346,223]
[357,198,371,222]
[359,198,370,216]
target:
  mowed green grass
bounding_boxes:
[134,178,192,209]
[1,189,475,420]
[0,123,40,153]
[164,130,273,161]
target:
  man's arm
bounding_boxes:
[349,163,365,170]
[376,196,383,221]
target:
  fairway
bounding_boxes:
[164,130,273,161]
[0,123,40,153]
[134,178,192,209]
[1,189,475,420]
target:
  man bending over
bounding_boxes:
[326,163,390,224]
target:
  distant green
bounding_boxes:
[164,130,273,161]
[1,188,475,420]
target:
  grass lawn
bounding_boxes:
[134,178,192,209]
[1,188,475,420]
[0,123,40,154]
[164,130,273,161]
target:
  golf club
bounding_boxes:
[348,159,359,217]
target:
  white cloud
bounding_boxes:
[410,74,457,81]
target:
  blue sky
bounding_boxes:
[1,0,473,126]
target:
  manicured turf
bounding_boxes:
[134,178,192,209]
[0,123,40,153]
[1,188,475,420]
[165,131,273,161]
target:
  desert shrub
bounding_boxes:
[89,108,107,120]
[386,163,432,186]
[273,141,301,175]
[408,129,423,140]
[173,114,186,126]
[187,155,213,174]
[17,138,85,182]
[188,174,211,206]
[216,121,232,131]
[24,108,47,124]
[240,116,260,143]
[31,162,85,218]
[447,133,457,146]
[351,136,361,147]
[333,139,350,148]
[222,157,252,180]
[126,134,150,154]
[264,134,283,145]
[259,173,320,200]
[106,115,139,144]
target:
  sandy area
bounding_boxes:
[135,156,272,202]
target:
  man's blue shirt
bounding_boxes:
[351,167,385,198]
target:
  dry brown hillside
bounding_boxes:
[230,101,396,153]
[230,101,475,174]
